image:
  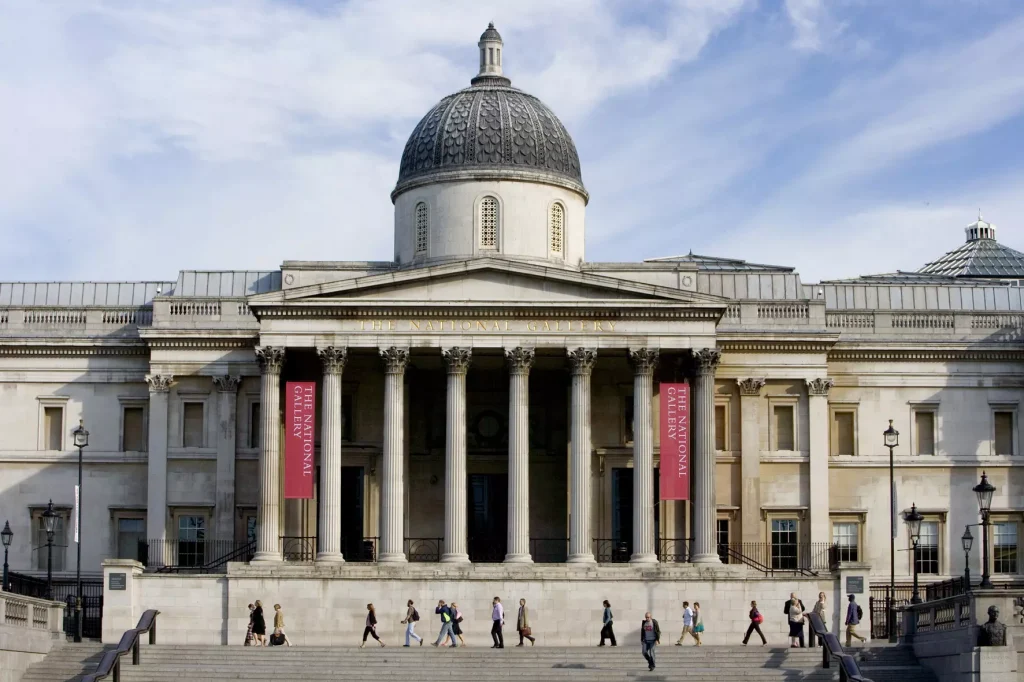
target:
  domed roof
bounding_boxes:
[393,26,586,201]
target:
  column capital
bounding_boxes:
[806,377,835,396]
[737,377,766,396]
[442,347,472,375]
[693,348,721,376]
[566,347,597,376]
[212,375,241,393]
[628,348,659,376]
[318,346,348,375]
[256,346,285,375]
[380,346,410,374]
[145,374,174,393]
[505,347,535,375]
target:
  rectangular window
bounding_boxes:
[249,402,261,449]
[44,406,63,450]
[122,407,146,452]
[994,411,1015,455]
[773,405,795,451]
[832,521,859,562]
[116,518,145,561]
[832,411,855,456]
[182,402,204,448]
[915,411,936,455]
[916,521,940,575]
[34,512,67,571]
[771,518,798,570]
[993,522,1018,574]
[714,405,726,451]
[176,515,207,568]
[716,518,730,564]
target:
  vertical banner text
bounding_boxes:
[659,382,690,500]
[285,381,316,499]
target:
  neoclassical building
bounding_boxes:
[2,25,1023,613]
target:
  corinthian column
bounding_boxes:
[691,348,721,564]
[253,346,285,562]
[441,347,471,563]
[737,378,766,544]
[629,348,659,564]
[145,374,173,558]
[316,347,347,562]
[806,377,834,548]
[505,347,535,563]
[212,375,241,544]
[567,347,597,564]
[379,347,410,563]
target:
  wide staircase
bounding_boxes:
[24,642,937,681]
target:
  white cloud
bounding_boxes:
[784,0,842,52]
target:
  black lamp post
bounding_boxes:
[961,526,973,590]
[973,472,996,589]
[42,500,57,600]
[1,520,12,592]
[71,420,88,642]
[904,503,924,604]
[883,420,899,639]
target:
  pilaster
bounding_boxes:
[212,375,241,543]
[145,374,172,554]
[737,377,765,544]
[807,377,834,547]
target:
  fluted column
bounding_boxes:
[505,347,535,563]
[567,347,597,564]
[145,374,173,554]
[316,347,347,562]
[212,375,241,543]
[629,348,659,564]
[691,348,721,564]
[441,347,471,563]
[253,346,285,562]
[379,347,410,563]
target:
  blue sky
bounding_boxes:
[2,0,1023,283]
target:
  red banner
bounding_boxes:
[659,382,690,500]
[284,381,316,499]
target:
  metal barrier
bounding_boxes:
[807,612,873,682]
[81,609,159,682]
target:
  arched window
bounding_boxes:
[480,196,498,248]
[414,202,428,254]
[550,203,564,256]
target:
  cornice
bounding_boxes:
[0,344,147,357]
[255,305,720,320]
[145,338,257,350]
[719,340,835,353]
[828,348,1024,362]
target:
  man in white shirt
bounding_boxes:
[491,596,505,648]
[675,601,697,645]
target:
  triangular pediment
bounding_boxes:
[248,258,726,308]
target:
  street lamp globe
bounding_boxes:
[961,527,973,554]
[973,472,996,513]
[904,503,924,542]
[883,419,899,448]
[42,500,57,540]
[1,521,11,549]
[72,420,89,449]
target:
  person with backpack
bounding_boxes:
[742,600,767,646]
[360,603,385,648]
[401,599,423,647]
[599,600,616,646]
[271,604,292,646]
[845,594,867,647]
[450,601,466,646]
[433,600,457,648]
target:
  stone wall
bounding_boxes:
[0,592,65,682]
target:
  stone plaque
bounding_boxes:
[845,576,864,595]
[108,573,127,591]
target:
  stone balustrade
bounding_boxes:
[0,591,66,682]
[0,307,154,337]
[151,298,257,330]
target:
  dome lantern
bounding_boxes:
[474,23,507,85]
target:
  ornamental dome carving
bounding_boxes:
[392,24,586,202]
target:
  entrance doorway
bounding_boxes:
[468,473,507,562]
[340,466,367,561]
[609,467,661,562]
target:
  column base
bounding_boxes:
[503,553,534,564]
[251,551,282,563]
[377,552,408,564]
[629,552,658,565]
[690,552,722,564]
[315,552,345,563]
[440,553,471,564]
[566,554,597,565]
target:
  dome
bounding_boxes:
[392,26,586,202]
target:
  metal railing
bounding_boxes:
[807,612,874,682]
[82,609,159,682]
[280,536,316,562]
[593,539,632,563]
[6,571,103,638]
[406,537,443,562]
[721,542,836,575]
[142,540,254,572]
[659,538,692,563]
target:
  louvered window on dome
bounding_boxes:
[550,203,564,255]
[480,196,498,248]
[414,202,428,254]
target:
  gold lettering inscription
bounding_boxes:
[352,319,621,333]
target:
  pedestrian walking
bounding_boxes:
[599,600,617,646]
[360,603,385,648]
[787,596,806,648]
[844,594,867,647]
[809,592,827,647]
[517,598,535,646]
[640,611,660,671]
[432,600,457,648]
[675,601,697,645]
[244,604,255,646]
[450,602,466,646]
[692,602,704,646]
[252,600,267,647]
[272,604,292,646]
[401,599,423,647]
[742,600,767,646]
[490,596,505,649]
